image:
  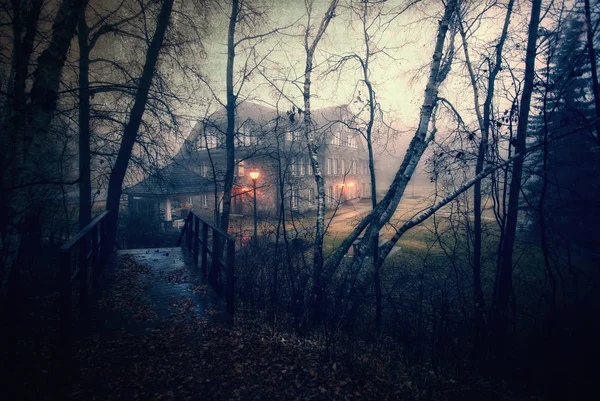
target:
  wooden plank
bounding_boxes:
[60,211,109,252]
[188,211,236,243]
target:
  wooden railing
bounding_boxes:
[177,211,235,322]
[59,211,111,348]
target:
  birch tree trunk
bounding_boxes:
[103,0,174,258]
[323,0,458,279]
[493,0,542,359]
[302,0,339,325]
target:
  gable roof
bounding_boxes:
[125,161,220,196]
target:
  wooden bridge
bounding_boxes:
[58,210,236,349]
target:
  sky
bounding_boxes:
[194,0,444,128]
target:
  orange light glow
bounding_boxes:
[347,182,355,187]
[249,168,260,181]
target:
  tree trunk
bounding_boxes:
[493,0,542,361]
[323,0,458,279]
[103,0,174,258]
[459,0,514,352]
[78,1,91,229]
[584,0,600,144]
[219,0,239,234]
[302,0,339,326]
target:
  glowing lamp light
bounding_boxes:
[249,168,260,181]
[347,182,355,187]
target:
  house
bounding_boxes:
[125,102,372,226]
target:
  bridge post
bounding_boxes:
[186,214,193,251]
[226,239,235,324]
[193,216,200,265]
[79,237,89,322]
[201,222,208,276]
[210,233,221,294]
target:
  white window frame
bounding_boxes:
[291,187,299,210]
[201,194,208,207]
[327,158,332,175]
[291,158,297,176]
[187,196,193,206]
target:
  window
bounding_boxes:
[291,158,297,176]
[201,161,209,177]
[349,135,357,148]
[234,160,244,177]
[327,158,332,175]
[198,128,218,149]
[187,196,193,206]
[291,188,299,210]
[341,132,348,147]
[300,158,306,176]
[308,188,314,205]
[308,159,313,175]
[287,130,302,142]
[332,132,340,146]
[351,160,356,175]
[333,159,339,175]
[201,194,208,207]
[242,124,257,146]
[326,186,333,203]
[341,160,346,175]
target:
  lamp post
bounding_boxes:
[249,168,260,244]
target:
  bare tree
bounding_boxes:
[458,0,515,346]
[492,0,542,359]
[300,0,340,325]
[103,0,175,258]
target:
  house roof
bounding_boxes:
[125,161,220,197]
[126,102,361,197]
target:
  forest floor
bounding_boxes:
[5,243,537,401]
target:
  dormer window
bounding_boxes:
[198,127,218,149]
[332,132,340,146]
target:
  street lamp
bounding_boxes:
[249,168,260,244]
